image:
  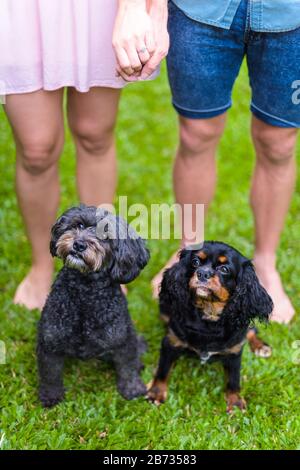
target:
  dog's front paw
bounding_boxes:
[146,380,167,406]
[39,387,65,408]
[247,330,272,358]
[117,377,147,400]
[250,340,272,358]
[225,391,246,414]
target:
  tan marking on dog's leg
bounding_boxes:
[247,330,272,358]
[225,391,247,414]
[147,379,168,406]
[167,330,187,349]
[160,313,170,325]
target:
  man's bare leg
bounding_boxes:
[151,114,226,298]
[251,116,298,323]
[4,89,64,310]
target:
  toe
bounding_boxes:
[13,270,52,311]
[226,392,246,414]
[271,303,295,324]
[146,392,165,406]
[146,383,167,406]
[254,344,272,358]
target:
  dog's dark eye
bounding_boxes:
[218,265,230,274]
[77,223,85,230]
[192,258,201,268]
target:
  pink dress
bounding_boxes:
[0,0,155,95]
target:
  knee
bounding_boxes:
[70,119,115,156]
[179,117,225,158]
[253,126,297,166]
[20,137,62,175]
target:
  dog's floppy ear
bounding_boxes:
[50,205,91,257]
[234,260,273,322]
[49,215,68,257]
[159,248,193,308]
[102,213,150,284]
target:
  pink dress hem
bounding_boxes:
[0,0,159,95]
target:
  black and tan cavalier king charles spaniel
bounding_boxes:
[147,241,273,413]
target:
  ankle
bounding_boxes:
[253,252,277,271]
[181,238,204,249]
[30,261,54,279]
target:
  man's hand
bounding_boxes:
[141,0,169,80]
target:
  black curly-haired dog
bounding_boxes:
[147,242,273,413]
[37,205,149,408]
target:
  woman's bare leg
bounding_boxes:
[4,89,64,310]
[67,87,121,206]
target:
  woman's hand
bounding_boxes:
[113,0,169,82]
[113,0,156,81]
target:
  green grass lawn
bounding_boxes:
[0,63,300,450]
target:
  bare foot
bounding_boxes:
[151,251,180,299]
[14,264,53,311]
[254,256,295,324]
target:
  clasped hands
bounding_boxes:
[113,0,169,81]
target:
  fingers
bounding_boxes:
[112,3,168,80]
[127,44,143,72]
[141,32,169,80]
[114,43,144,79]
[145,29,156,56]
[113,29,155,77]
[115,47,135,76]
[136,25,155,65]
[137,43,151,65]
[115,64,139,82]
[140,52,161,80]
[117,47,164,82]
[113,28,167,82]
[141,29,168,80]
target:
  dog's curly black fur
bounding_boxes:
[37,205,149,407]
[147,242,273,413]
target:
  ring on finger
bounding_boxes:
[138,47,148,55]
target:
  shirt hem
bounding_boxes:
[170,0,300,32]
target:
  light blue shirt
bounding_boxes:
[172,0,300,32]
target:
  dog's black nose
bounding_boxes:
[197,269,214,282]
[73,240,87,252]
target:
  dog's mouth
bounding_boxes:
[64,248,106,273]
[56,230,107,273]
[65,253,89,273]
[195,284,213,299]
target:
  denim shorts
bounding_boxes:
[167,0,300,127]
